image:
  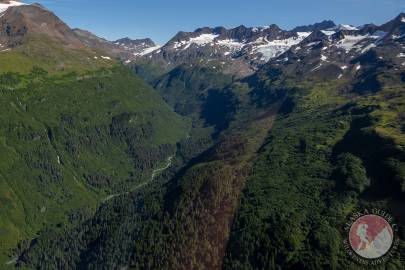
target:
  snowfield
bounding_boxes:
[336,35,369,51]
[216,39,245,53]
[137,45,162,56]
[251,33,310,61]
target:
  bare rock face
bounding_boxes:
[292,20,336,32]
[0,4,85,49]
[114,37,155,48]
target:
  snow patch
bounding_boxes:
[173,34,219,50]
[338,32,386,52]
[137,45,162,56]
[371,31,387,39]
[306,41,321,47]
[0,1,26,13]
[397,53,405,58]
[311,64,323,72]
[189,33,219,46]
[101,56,111,60]
[339,24,358,31]
[329,24,358,31]
[297,32,312,38]
[173,40,187,49]
[321,30,336,36]
[320,54,328,61]
[361,43,376,53]
[216,39,244,54]
[336,35,368,51]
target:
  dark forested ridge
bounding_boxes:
[0,3,405,270]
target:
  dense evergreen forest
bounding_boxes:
[15,58,405,269]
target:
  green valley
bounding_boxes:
[0,2,404,270]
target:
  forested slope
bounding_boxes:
[0,65,187,266]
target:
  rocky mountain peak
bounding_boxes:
[396,12,405,23]
[378,12,405,32]
[292,20,336,32]
[0,3,85,48]
[114,37,155,47]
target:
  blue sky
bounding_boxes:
[25,0,404,44]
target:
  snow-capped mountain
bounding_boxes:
[3,1,403,81]
[257,12,405,87]
[131,24,324,77]
[129,13,405,78]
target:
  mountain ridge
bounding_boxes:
[0,3,84,49]
[125,13,405,79]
